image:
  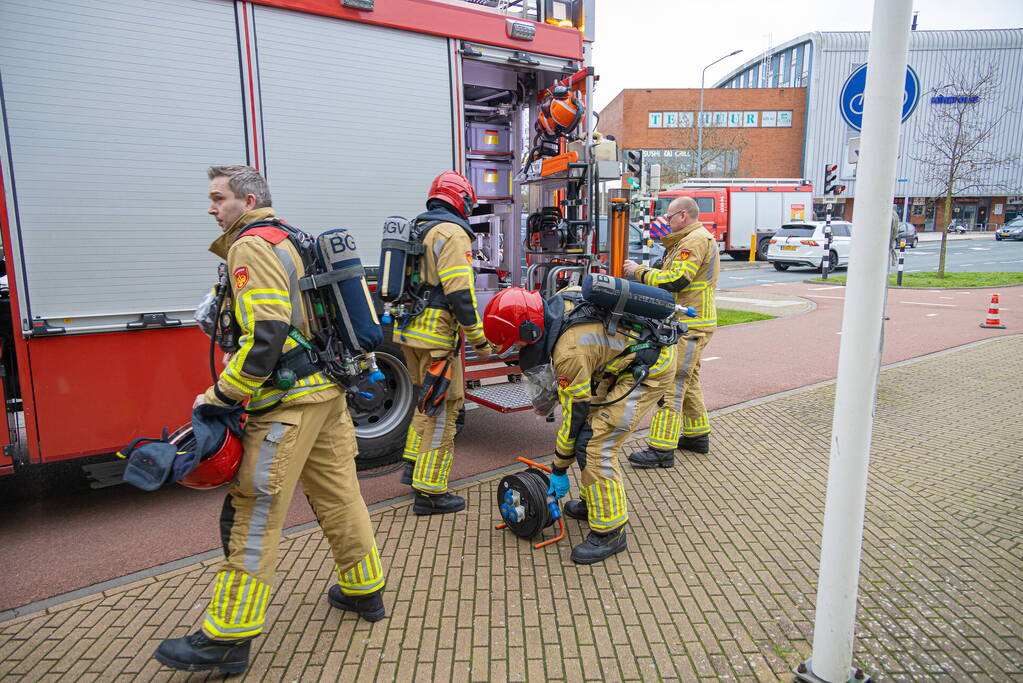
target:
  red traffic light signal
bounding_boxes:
[824,164,840,195]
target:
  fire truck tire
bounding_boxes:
[724,250,749,261]
[351,340,415,471]
[756,235,772,260]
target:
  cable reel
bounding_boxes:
[495,457,565,548]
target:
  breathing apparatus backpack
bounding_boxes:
[376,214,452,330]
[198,218,384,399]
[520,273,694,413]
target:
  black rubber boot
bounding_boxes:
[327,585,387,622]
[678,434,710,454]
[570,527,628,565]
[627,446,676,468]
[563,499,588,521]
[153,631,251,674]
[400,461,415,486]
[413,491,466,515]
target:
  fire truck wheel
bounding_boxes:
[724,250,749,261]
[351,340,415,471]
[756,235,772,260]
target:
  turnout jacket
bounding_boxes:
[633,221,719,330]
[550,319,676,469]
[203,207,335,411]
[399,208,487,352]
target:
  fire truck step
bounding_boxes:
[83,459,128,489]
[464,381,533,413]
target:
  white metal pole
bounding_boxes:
[804,1,913,681]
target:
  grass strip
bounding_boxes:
[813,272,1022,288]
[717,308,775,326]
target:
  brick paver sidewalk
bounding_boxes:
[2,337,1020,681]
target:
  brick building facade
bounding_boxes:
[597,88,807,186]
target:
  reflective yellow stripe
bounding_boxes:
[438,265,472,280]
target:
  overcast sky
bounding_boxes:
[590,0,1023,112]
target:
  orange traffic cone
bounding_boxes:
[980,293,1006,329]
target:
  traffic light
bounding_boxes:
[625,150,643,177]
[823,164,839,195]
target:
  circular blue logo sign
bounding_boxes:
[839,64,920,131]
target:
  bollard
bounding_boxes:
[896,238,906,285]
[642,212,651,266]
[749,233,757,262]
[822,204,833,280]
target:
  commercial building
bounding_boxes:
[597,88,806,189]
[600,28,1023,230]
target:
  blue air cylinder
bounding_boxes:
[314,228,383,354]
[581,273,676,321]
[377,216,411,304]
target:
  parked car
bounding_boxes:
[766,221,853,272]
[946,222,969,234]
[995,217,1023,241]
[894,222,919,248]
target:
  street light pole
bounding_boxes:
[697,49,742,178]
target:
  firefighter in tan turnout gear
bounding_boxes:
[397,171,493,515]
[623,195,719,466]
[483,286,677,564]
[154,166,386,676]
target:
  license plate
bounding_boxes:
[781,245,796,251]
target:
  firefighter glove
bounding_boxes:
[547,467,570,500]
[417,356,454,417]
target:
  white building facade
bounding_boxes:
[717,29,1023,230]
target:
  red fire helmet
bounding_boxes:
[537,85,584,139]
[428,171,477,218]
[483,287,545,353]
[170,423,243,490]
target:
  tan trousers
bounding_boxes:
[202,388,383,640]
[647,330,714,447]
[573,366,674,533]
[401,345,464,495]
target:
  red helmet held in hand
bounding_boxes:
[428,171,477,218]
[171,423,243,490]
[483,287,545,354]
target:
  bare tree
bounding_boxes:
[649,125,748,189]
[910,61,1018,277]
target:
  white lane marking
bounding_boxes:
[703,356,720,361]
[755,279,774,283]
[961,263,973,266]
[927,313,939,317]
[811,294,846,300]
[969,247,990,251]
[939,296,954,299]
[716,296,799,308]
[900,301,956,307]
[727,276,756,280]
[810,286,843,291]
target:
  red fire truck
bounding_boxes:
[0,0,598,480]
[653,178,815,261]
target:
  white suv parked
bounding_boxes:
[767,221,853,272]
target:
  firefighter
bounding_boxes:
[397,171,493,515]
[483,287,677,564]
[622,195,719,466]
[154,166,386,676]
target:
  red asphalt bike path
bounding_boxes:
[1,281,1018,614]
